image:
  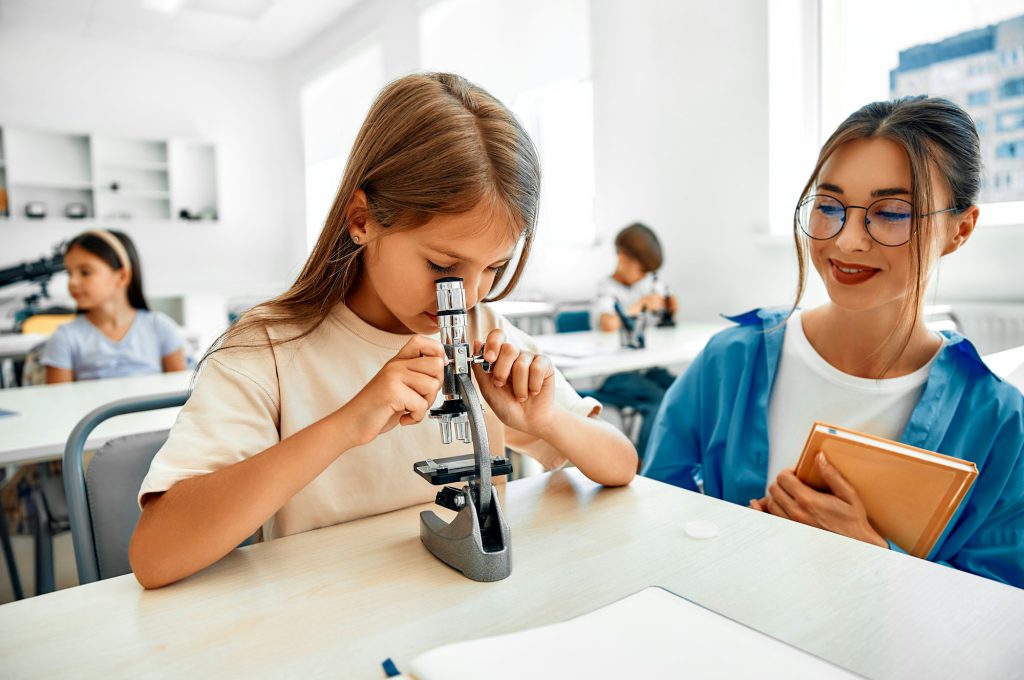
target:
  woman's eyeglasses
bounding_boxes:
[795,194,962,247]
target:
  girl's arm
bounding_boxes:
[528,408,637,487]
[130,336,446,589]
[162,348,187,372]
[45,366,74,383]
[472,331,637,486]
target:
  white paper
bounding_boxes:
[408,587,860,679]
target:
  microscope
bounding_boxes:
[613,298,647,350]
[412,277,514,582]
[0,244,69,330]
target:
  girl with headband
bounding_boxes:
[41,229,186,382]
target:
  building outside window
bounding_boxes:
[890,14,1024,203]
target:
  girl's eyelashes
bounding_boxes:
[427,261,456,274]
[427,260,508,274]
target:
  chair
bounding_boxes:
[63,392,187,585]
[20,314,75,336]
[555,309,591,334]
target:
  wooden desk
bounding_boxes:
[536,322,728,380]
[1,471,1019,679]
[0,371,190,466]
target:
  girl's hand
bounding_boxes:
[748,454,888,548]
[342,336,446,446]
[471,329,556,437]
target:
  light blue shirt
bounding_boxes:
[41,309,184,381]
[642,307,1024,588]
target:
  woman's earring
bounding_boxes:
[352,235,361,244]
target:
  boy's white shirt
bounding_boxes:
[590,274,662,329]
[138,302,601,540]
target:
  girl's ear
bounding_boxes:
[346,189,373,242]
[941,205,979,256]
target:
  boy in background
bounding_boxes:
[590,223,677,460]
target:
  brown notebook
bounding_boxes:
[795,422,978,558]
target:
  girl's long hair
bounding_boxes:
[789,96,981,377]
[206,72,541,364]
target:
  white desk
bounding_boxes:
[0,333,47,362]
[0,371,190,466]
[984,344,1024,391]
[537,322,729,380]
[489,300,558,335]
[0,470,1019,679]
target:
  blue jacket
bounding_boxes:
[642,308,1024,588]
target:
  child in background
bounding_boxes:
[42,229,186,383]
[130,73,637,589]
[591,223,676,332]
[643,97,1023,587]
[589,223,677,460]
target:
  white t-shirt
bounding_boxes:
[765,312,936,490]
[590,274,663,329]
[139,302,601,540]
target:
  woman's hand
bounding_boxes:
[749,454,887,548]
[342,335,446,446]
[471,329,556,437]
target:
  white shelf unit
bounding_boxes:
[4,127,94,220]
[93,135,171,220]
[0,125,217,224]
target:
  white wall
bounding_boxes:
[0,25,304,304]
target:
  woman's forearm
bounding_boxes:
[129,405,363,589]
[535,409,637,486]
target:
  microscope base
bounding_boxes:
[419,483,511,582]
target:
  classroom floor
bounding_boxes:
[0,532,79,604]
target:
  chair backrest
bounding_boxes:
[63,392,188,584]
[21,314,76,335]
[555,309,591,334]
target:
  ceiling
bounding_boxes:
[0,0,363,61]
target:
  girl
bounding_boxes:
[42,229,186,382]
[643,97,1023,587]
[130,73,637,589]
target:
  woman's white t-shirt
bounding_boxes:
[139,302,601,540]
[765,311,936,491]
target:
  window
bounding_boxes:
[999,77,1024,100]
[300,41,385,253]
[996,141,1024,158]
[769,2,1024,233]
[967,90,991,106]
[997,108,1024,132]
[419,0,595,246]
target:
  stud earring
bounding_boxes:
[353,235,361,244]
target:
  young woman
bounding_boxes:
[130,73,637,589]
[42,229,186,382]
[643,97,1023,587]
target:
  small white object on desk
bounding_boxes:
[685,519,719,539]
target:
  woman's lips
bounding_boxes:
[829,258,879,285]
